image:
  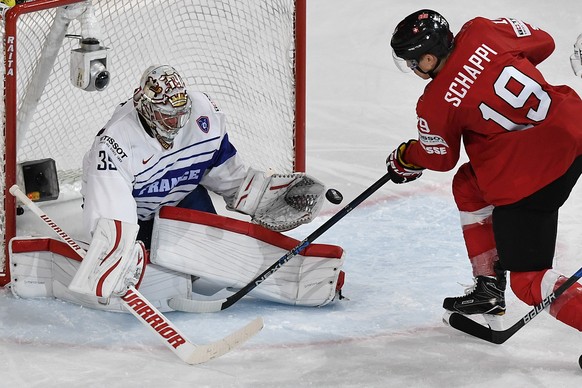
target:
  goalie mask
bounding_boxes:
[133,65,192,145]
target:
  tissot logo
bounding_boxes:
[99,135,128,160]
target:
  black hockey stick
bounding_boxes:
[447,266,582,344]
[169,172,392,313]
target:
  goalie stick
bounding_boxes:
[446,266,582,344]
[168,172,392,313]
[9,184,263,364]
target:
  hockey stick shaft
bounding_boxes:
[171,172,392,312]
[9,185,263,364]
[448,266,582,344]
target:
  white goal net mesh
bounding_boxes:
[0,0,304,285]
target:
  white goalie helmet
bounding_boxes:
[133,65,192,144]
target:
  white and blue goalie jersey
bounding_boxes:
[81,91,248,238]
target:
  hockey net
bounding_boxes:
[0,0,306,286]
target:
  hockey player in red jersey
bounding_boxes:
[387,10,582,330]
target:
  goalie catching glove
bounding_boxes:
[68,218,147,301]
[230,168,325,231]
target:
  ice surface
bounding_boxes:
[2,1,582,386]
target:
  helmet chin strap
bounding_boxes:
[415,57,442,79]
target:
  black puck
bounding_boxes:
[325,188,343,205]
[579,354,582,370]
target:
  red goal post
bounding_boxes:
[0,0,306,287]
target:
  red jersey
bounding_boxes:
[405,17,582,205]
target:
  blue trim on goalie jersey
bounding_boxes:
[132,171,205,217]
[136,186,215,217]
[206,134,238,167]
[132,133,238,219]
[133,161,211,198]
[134,148,216,187]
[136,136,221,179]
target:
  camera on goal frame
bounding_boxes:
[70,37,110,92]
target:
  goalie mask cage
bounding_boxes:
[0,0,306,286]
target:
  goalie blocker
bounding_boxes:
[10,208,345,310]
[68,218,146,300]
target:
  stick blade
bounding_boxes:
[447,312,500,344]
[168,296,227,313]
[183,317,264,364]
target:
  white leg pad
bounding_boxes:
[9,237,191,312]
[10,239,56,299]
[150,207,345,307]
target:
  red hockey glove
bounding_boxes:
[386,140,425,184]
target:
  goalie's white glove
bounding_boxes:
[230,169,325,231]
[68,218,147,301]
[570,33,582,77]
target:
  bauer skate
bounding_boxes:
[443,274,506,316]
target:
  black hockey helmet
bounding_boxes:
[390,9,454,62]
